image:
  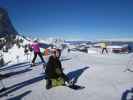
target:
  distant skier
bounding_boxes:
[24,45,29,54]
[100,42,108,54]
[31,39,46,67]
[45,49,73,89]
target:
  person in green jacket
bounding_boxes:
[100,42,108,54]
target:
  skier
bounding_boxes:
[24,45,29,54]
[100,42,108,54]
[45,49,73,89]
[31,39,46,67]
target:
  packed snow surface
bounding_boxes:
[0,46,133,100]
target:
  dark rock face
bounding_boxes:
[0,8,18,50]
[0,8,18,37]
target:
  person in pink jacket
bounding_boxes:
[31,39,45,66]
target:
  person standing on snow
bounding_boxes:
[100,42,108,54]
[31,39,46,67]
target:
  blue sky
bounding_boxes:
[0,0,133,40]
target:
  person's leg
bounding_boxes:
[60,73,74,86]
[38,52,45,64]
[105,48,108,54]
[46,78,52,89]
[61,73,69,82]
[32,52,37,64]
[102,48,104,54]
[38,52,46,70]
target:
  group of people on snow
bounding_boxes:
[0,39,73,91]
[30,39,74,89]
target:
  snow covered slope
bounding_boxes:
[0,48,133,100]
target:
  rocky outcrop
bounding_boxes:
[0,8,18,49]
[0,8,18,37]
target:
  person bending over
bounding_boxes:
[31,39,45,66]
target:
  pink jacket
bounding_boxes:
[31,42,40,53]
